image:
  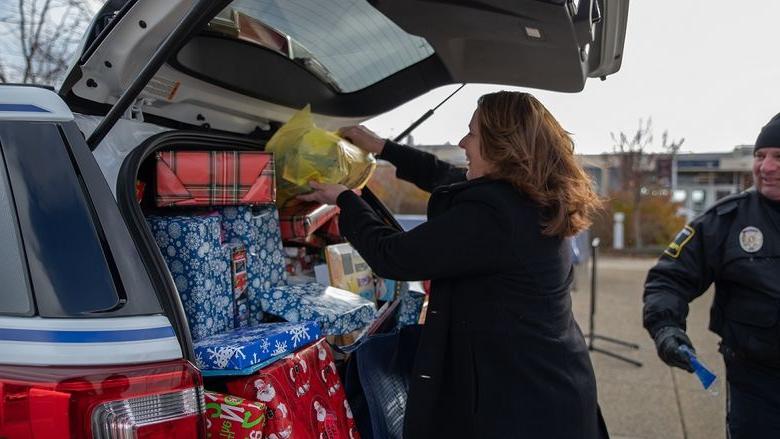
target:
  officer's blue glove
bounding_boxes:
[653,326,695,373]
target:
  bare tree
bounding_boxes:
[611,118,653,249]
[611,119,686,249]
[0,0,97,85]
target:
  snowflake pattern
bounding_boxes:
[397,288,425,328]
[260,283,377,336]
[289,325,312,347]
[147,214,234,341]
[193,321,320,372]
[218,206,287,325]
[271,340,288,356]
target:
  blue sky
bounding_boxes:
[366,0,780,155]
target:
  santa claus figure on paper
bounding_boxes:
[253,375,293,439]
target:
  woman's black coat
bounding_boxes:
[337,142,606,439]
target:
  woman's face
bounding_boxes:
[459,109,493,180]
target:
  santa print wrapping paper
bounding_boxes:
[194,321,320,375]
[204,391,267,439]
[219,205,287,326]
[155,150,275,207]
[146,214,234,341]
[225,338,360,439]
[279,202,340,241]
[260,282,377,336]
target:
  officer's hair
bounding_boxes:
[477,91,601,238]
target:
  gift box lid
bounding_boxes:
[260,282,376,336]
[194,321,320,376]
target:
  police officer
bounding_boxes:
[643,114,780,438]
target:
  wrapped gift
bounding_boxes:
[279,202,339,241]
[325,243,375,302]
[147,214,234,341]
[194,321,320,376]
[227,243,250,328]
[135,180,146,203]
[318,215,341,241]
[397,289,425,328]
[260,282,376,336]
[283,246,316,277]
[155,150,275,207]
[219,205,287,325]
[225,338,359,439]
[204,391,266,439]
[376,278,407,302]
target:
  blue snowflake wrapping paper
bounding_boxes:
[218,206,287,325]
[261,282,377,336]
[193,321,320,376]
[147,214,234,341]
[397,289,425,328]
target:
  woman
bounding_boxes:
[300,91,607,438]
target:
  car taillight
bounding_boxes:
[0,359,205,438]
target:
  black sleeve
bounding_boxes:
[336,190,513,281]
[378,140,466,192]
[642,211,728,337]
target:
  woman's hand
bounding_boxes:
[338,125,385,155]
[297,181,350,205]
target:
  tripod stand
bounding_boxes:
[585,237,642,367]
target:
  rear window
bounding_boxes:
[0,144,33,315]
[214,0,435,92]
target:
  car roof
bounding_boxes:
[60,0,629,135]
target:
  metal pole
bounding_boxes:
[588,237,600,350]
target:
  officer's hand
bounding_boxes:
[653,326,695,373]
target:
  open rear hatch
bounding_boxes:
[60,0,628,146]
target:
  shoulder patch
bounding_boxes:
[664,225,696,258]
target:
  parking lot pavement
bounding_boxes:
[570,256,726,439]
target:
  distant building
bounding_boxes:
[579,145,754,220]
[384,143,755,221]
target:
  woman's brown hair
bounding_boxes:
[477,91,600,238]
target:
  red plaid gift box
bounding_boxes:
[279,202,340,241]
[319,215,341,241]
[155,150,275,207]
[225,338,359,439]
[204,391,266,439]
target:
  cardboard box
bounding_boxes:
[325,243,375,302]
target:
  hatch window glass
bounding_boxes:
[211,0,435,92]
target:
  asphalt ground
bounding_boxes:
[570,256,726,439]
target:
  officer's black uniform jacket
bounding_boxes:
[643,189,780,366]
[337,141,605,439]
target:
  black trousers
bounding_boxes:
[725,355,780,439]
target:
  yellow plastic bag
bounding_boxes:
[266,105,376,207]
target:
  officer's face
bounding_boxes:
[753,147,780,201]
